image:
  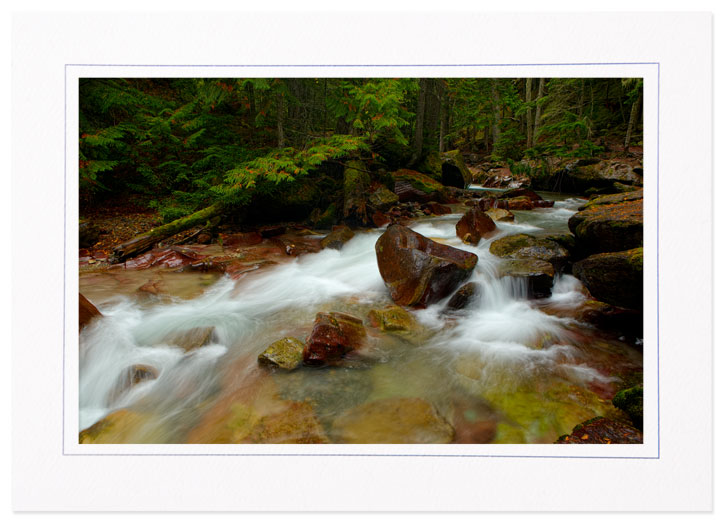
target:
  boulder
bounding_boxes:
[367,186,399,212]
[440,150,473,188]
[499,188,543,201]
[391,169,451,204]
[446,282,481,311]
[532,200,554,208]
[612,385,644,431]
[555,416,643,444]
[320,226,354,250]
[303,312,367,365]
[455,207,497,245]
[257,337,305,370]
[342,160,372,226]
[367,305,419,332]
[245,402,330,444]
[107,364,159,404]
[375,224,478,307]
[372,211,391,228]
[572,248,643,310]
[498,259,556,298]
[417,150,443,180]
[331,397,455,443]
[164,326,216,352]
[79,293,102,332]
[422,202,452,216]
[489,233,570,271]
[485,208,515,222]
[568,197,643,255]
[500,196,534,210]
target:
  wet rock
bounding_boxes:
[484,208,515,222]
[451,400,498,444]
[331,397,455,444]
[490,233,570,271]
[446,282,481,311]
[440,149,473,188]
[455,207,497,245]
[372,210,391,228]
[500,196,534,210]
[555,416,643,444]
[498,259,555,298]
[257,337,305,371]
[303,312,367,365]
[79,409,156,444]
[259,225,287,238]
[164,326,216,352]
[417,150,443,180]
[219,232,264,248]
[422,202,452,216]
[320,226,354,250]
[569,197,643,256]
[245,402,330,444]
[137,279,165,295]
[79,220,101,249]
[568,160,643,192]
[532,200,554,208]
[572,248,643,310]
[343,160,372,226]
[122,246,206,270]
[375,224,478,307]
[579,189,643,210]
[499,188,543,201]
[575,300,643,337]
[612,385,643,431]
[107,364,159,404]
[392,169,451,204]
[367,186,399,212]
[79,293,102,332]
[196,232,213,244]
[367,305,418,332]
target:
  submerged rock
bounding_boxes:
[489,233,570,271]
[164,326,216,353]
[320,226,354,250]
[612,384,644,431]
[245,402,330,444]
[375,224,478,307]
[367,305,418,332]
[572,248,643,310]
[303,312,367,365]
[455,207,497,245]
[107,364,159,405]
[258,337,305,370]
[331,397,455,444]
[79,293,102,332]
[79,409,156,444]
[555,416,643,444]
[498,259,555,298]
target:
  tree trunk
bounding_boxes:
[533,78,545,145]
[276,90,285,148]
[410,78,428,164]
[246,82,256,131]
[439,79,449,152]
[109,202,226,263]
[491,80,501,153]
[624,91,642,152]
[525,78,533,149]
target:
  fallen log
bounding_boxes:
[109,202,226,263]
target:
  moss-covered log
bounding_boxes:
[109,202,226,263]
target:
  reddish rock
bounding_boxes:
[532,200,554,208]
[500,188,543,201]
[259,225,286,238]
[219,232,263,248]
[372,211,391,228]
[446,282,481,311]
[196,232,213,244]
[423,202,453,216]
[375,224,478,307]
[555,416,643,444]
[123,246,205,270]
[303,312,367,365]
[79,293,102,332]
[455,207,497,245]
[500,196,534,210]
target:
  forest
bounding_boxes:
[78,77,645,446]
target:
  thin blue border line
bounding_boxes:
[65,63,659,459]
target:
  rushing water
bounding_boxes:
[79,192,642,444]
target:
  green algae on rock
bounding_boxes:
[258,337,305,370]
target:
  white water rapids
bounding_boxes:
[79,193,642,443]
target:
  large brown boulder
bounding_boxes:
[375,224,478,307]
[498,259,556,298]
[79,293,102,332]
[455,208,497,245]
[572,248,643,310]
[302,312,367,365]
[489,233,570,271]
[568,197,643,255]
[440,149,473,188]
[391,169,452,204]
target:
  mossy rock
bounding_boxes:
[572,248,643,310]
[343,159,372,225]
[308,203,338,229]
[320,226,354,250]
[490,233,569,270]
[79,409,159,444]
[245,402,330,444]
[392,169,446,195]
[612,384,643,430]
[258,337,305,370]
[418,150,443,180]
[367,305,417,332]
[580,189,643,210]
[367,186,399,212]
[498,258,555,298]
[568,197,643,254]
[440,149,473,188]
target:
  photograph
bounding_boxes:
[77,76,645,445]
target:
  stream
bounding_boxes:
[79,191,643,444]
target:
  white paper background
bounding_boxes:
[9,6,714,514]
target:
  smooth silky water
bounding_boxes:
[79,192,642,444]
